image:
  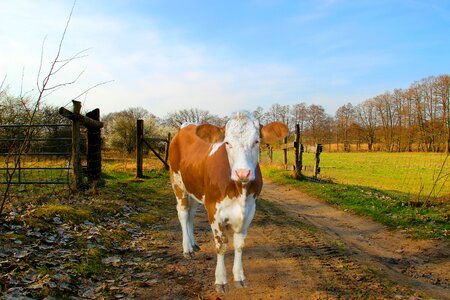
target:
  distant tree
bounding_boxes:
[305,104,328,144]
[103,107,157,153]
[165,108,222,129]
[291,102,308,135]
[265,103,290,127]
[252,106,265,124]
[355,100,378,151]
[433,75,450,153]
[335,103,355,151]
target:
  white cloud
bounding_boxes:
[1,0,310,118]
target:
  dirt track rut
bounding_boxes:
[137,181,449,299]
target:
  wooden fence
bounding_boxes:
[267,124,323,179]
[59,100,104,190]
[136,119,170,178]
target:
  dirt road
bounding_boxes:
[137,181,450,299]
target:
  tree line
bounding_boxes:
[1,74,449,153]
[160,74,449,153]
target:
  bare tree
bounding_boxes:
[103,107,157,153]
[355,100,378,151]
[165,108,222,129]
[306,104,328,144]
[252,106,265,124]
[335,103,355,152]
[265,103,291,128]
[291,102,308,135]
[1,1,107,215]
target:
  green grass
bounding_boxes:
[261,166,450,240]
[262,150,450,198]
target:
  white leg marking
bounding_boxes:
[233,197,256,287]
[176,201,194,257]
[187,198,200,251]
[233,232,246,283]
[215,253,227,285]
[172,172,199,258]
[210,218,229,292]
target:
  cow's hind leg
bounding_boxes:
[187,196,200,252]
[174,187,196,258]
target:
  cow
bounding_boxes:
[168,111,289,293]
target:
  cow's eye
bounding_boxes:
[225,141,232,148]
[255,140,260,144]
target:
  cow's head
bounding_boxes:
[196,111,289,183]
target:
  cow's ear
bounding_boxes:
[196,124,225,144]
[260,122,289,144]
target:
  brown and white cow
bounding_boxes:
[168,111,288,293]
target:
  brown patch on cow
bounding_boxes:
[214,230,228,249]
[246,164,263,196]
[173,184,189,208]
[169,125,208,201]
[195,124,225,144]
[215,236,227,254]
[260,121,289,144]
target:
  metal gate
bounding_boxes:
[0,124,72,184]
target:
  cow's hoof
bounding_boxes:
[215,283,229,294]
[234,280,247,288]
[192,244,201,252]
[183,251,195,259]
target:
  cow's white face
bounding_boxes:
[224,113,260,183]
[195,111,289,184]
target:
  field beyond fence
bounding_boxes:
[105,148,450,199]
[260,149,450,199]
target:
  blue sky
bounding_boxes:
[0,0,449,118]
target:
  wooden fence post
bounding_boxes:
[71,100,83,190]
[165,132,171,163]
[314,144,323,179]
[294,124,301,178]
[265,144,272,163]
[136,119,144,178]
[283,136,288,166]
[86,108,103,187]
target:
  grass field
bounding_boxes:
[2,151,448,240]
[261,150,450,199]
[260,166,450,240]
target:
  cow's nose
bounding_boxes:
[235,169,251,182]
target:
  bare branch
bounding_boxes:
[0,74,6,91]
[73,80,114,100]
[50,47,91,76]
[44,69,85,92]
[1,0,78,216]
[36,35,47,94]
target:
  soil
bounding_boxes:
[137,180,450,299]
[2,180,448,299]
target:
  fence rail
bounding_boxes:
[1,100,103,190]
[0,122,72,185]
[136,119,170,178]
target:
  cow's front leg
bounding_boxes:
[233,198,256,288]
[210,220,229,294]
